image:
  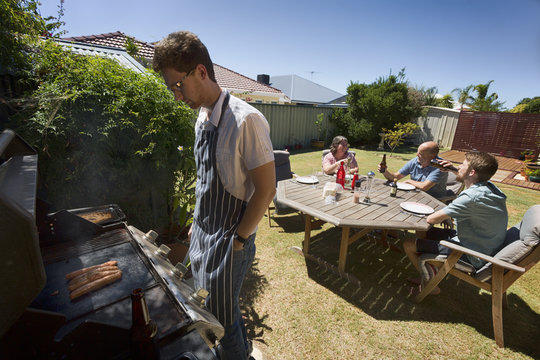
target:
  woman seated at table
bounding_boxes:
[322,136,358,175]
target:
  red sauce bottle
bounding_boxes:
[336,162,345,188]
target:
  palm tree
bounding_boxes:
[452,85,474,110]
[436,94,454,109]
[470,80,505,112]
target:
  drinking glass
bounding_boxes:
[311,167,319,188]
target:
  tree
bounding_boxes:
[452,85,474,110]
[0,0,64,73]
[415,86,438,106]
[382,122,419,156]
[333,68,423,145]
[511,97,540,113]
[525,98,540,113]
[436,94,454,109]
[469,80,505,112]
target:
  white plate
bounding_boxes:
[296,176,319,184]
[396,182,416,191]
[400,202,434,215]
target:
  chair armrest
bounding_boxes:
[439,240,525,273]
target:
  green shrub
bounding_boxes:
[330,69,423,146]
[8,40,196,231]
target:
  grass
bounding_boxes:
[240,147,540,360]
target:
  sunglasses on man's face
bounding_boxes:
[170,69,195,93]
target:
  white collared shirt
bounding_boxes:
[196,90,274,201]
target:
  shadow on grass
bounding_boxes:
[304,227,540,357]
[240,258,272,345]
[268,211,306,233]
[239,212,308,345]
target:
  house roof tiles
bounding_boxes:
[214,64,282,94]
[62,31,155,59]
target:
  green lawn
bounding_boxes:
[241,147,540,360]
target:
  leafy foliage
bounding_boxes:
[436,94,454,109]
[124,37,139,57]
[0,0,64,73]
[382,122,419,156]
[469,80,505,112]
[314,113,323,139]
[332,69,423,145]
[418,86,438,106]
[412,86,455,109]
[453,82,506,112]
[8,40,196,231]
[511,97,540,113]
[452,85,474,110]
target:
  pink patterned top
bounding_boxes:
[322,151,358,174]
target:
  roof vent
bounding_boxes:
[257,74,270,85]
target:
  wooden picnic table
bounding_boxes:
[276,174,446,272]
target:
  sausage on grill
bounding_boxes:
[70,271,122,300]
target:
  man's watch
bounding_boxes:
[233,232,248,244]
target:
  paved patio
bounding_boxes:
[440,150,540,191]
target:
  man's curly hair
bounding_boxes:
[152,31,216,82]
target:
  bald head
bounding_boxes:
[416,141,440,167]
[419,141,439,157]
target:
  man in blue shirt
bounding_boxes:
[379,141,448,198]
[403,151,508,294]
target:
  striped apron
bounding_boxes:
[189,93,247,327]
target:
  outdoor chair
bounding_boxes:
[436,171,464,204]
[267,150,295,226]
[415,204,540,348]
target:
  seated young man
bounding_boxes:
[403,151,508,294]
[378,141,448,198]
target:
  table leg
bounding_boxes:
[338,226,351,272]
[379,229,388,247]
[304,214,312,254]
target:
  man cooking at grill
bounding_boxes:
[153,31,275,360]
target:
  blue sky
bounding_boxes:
[38,0,540,108]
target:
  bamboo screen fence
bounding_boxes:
[451,111,540,159]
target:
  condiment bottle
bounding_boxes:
[336,162,345,188]
[353,179,362,203]
[390,178,398,197]
[379,154,387,173]
[130,288,160,360]
[351,173,358,190]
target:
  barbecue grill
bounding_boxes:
[0,129,222,359]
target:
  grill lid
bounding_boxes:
[0,129,45,337]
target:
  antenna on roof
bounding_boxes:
[307,71,321,81]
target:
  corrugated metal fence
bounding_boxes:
[413,107,460,148]
[452,111,540,159]
[252,103,460,150]
[251,103,336,149]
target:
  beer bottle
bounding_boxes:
[390,178,398,197]
[430,160,458,173]
[130,288,160,360]
[379,154,387,173]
